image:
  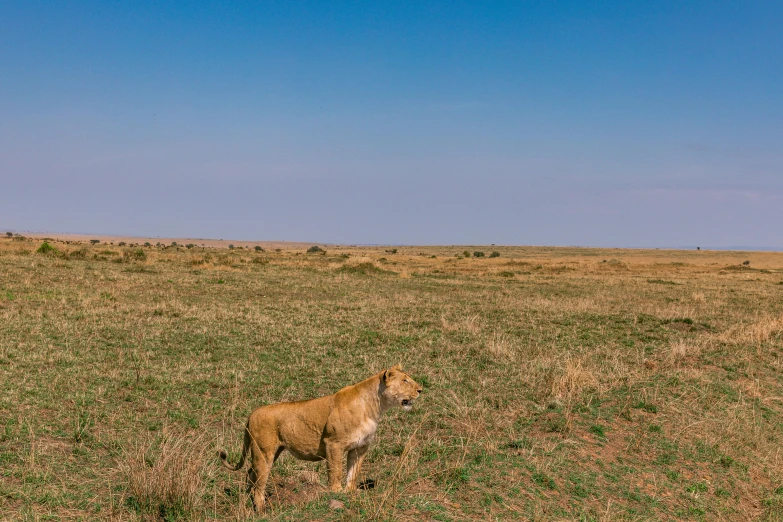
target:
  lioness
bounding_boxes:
[219,364,422,509]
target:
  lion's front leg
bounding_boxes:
[325,443,345,492]
[345,445,369,491]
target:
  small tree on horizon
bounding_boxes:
[36,241,58,255]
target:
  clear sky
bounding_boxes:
[1,1,781,247]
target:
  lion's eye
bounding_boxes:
[403,379,408,383]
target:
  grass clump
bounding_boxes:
[123,248,147,262]
[489,251,500,258]
[120,433,215,521]
[589,424,606,439]
[337,261,387,275]
[307,245,325,254]
[66,248,89,260]
[532,471,557,490]
[633,401,658,414]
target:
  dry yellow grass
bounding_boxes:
[1,235,782,520]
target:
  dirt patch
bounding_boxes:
[265,473,327,507]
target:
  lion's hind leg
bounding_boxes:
[248,444,280,510]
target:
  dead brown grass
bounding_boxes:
[2,236,783,520]
[119,432,217,519]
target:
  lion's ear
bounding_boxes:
[391,363,402,371]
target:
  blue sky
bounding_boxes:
[1,1,781,246]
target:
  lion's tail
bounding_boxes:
[218,421,251,471]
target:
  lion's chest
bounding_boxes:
[346,418,377,450]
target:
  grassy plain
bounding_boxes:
[1,236,782,521]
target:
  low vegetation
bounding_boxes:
[1,237,782,520]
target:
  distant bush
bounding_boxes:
[473,251,485,258]
[463,251,471,258]
[186,244,194,249]
[499,271,515,277]
[743,260,750,266]
[118,242,127,247]
[228,244,234,250]
[386,248,397,254]
[13,235,26,241]
[252,257,268,265]
[36,241,59,255]
[67,248,89,260]
[171,242,178,247]
[254,246,264,252]
[5,232,12,237]
[337,262,386,275]
[144,242,151,247]
[307,246,325,254]
[190,253,213,266]
[123,248,147,262]
[90,239,100,245]
[489,251,500,258]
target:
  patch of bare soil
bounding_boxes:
[265,471,327,507]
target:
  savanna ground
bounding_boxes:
[1,235,782,521]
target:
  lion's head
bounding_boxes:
[381,364,422,411]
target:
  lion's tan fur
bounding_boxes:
[218,365,422,509]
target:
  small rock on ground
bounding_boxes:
[329,499,345,511]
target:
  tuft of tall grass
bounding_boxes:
[120,432,217,520]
